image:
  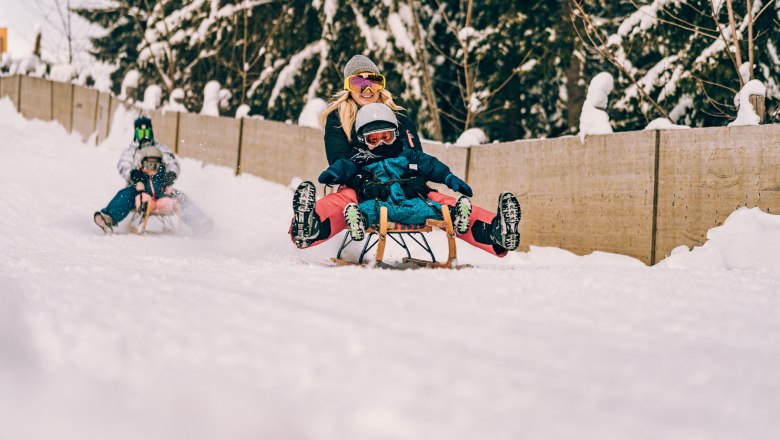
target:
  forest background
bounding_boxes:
[5,0,779,143]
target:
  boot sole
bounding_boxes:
[498,193,521,250]
[453,196,472,235]
[292,182,317,246]
[344,204,366,241]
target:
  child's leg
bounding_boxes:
[289,186,358,248]
[101,186,138,223]
[427,192,508,257]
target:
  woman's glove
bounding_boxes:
[444,174,473,197]
[318,169,341,185]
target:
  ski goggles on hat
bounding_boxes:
[359,128,398,149]
[142,159,161,171]
[344,72,386,94]
[135,127,152,140]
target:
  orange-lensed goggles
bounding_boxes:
[360,128,397,149]
[344,72,386,94]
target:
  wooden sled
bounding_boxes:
[331,205,463,269]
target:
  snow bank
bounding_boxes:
[658,207,780,270]
[579,72,614,141]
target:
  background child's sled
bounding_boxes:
[128,193,178,234]
[126,189,212,235]
[331,205,463,269]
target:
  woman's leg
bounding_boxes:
[290,185,358,248]
[427,192,508,257]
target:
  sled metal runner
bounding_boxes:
[331,205,461,269]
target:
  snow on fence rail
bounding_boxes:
[4,74,780,265]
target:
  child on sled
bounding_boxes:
[315,103,473,240]
[94,145,177,233]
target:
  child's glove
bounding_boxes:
[130,169,146,184]
[445,174,473,197]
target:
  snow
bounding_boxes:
[48,64,77,83]
[298,98,327,128]
[2,97,780,439]
[235,104,251,119]
[454,128,487,146]
[120,70,140,101]
[728,80,766,127]
[644,118,690,130]
[162,88,188,113]
[388,12,416,60]
[140,85,163,111]
[660,207,780,270]
[268,41,327,109]
[200,80,222,116]
[579,72,614,141]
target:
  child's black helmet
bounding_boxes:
[134,116,154,145]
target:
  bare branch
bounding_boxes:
[627,0,719,39]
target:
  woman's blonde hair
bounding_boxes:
[319,89,405,142]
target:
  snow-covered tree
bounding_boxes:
[572,0,780,129]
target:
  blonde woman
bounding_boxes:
[290,55,520,256]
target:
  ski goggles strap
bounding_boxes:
[360,128,397,148]
[344,72,386,94]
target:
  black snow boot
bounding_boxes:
[490,192,521,251]
[291,181,322,248]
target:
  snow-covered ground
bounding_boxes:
[1,97,779,440]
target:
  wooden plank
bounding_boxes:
[240,118,327,186]
[149,109,180,153]
[467,131,657,264]
[71,85,98,141]
[0,74,21,111]
[19,76,52,121]
[52,81,74,132]
[177,113,241,170]
[95,92,112,144]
